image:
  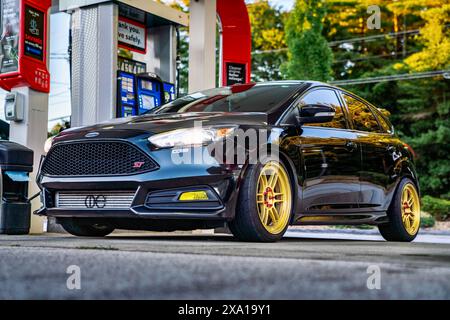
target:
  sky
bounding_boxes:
[0,0,295,129]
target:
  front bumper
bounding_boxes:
[36,145,244,221]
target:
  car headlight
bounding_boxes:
[44,136,55,154]
[148,126,236,148]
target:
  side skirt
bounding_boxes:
[293,212,388,226]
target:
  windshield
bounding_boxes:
[147,83,301,114]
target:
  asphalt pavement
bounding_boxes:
[1,229,450,299]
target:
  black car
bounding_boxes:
[36,81,420,242]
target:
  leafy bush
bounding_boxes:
[422,196,450,221]
[420,215,436,228]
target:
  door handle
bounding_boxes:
[345,141,357,152]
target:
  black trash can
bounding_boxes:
[0,141,33,235]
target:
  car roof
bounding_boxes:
[252,80,343,91]
[254,80,326,85]
[254,80,304,86]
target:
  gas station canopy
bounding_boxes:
[58,0,188,27]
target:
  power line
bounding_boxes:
[333,50,420,64]
[330,70,450,86]
[328,28,421,47]
[252,47,419,65]
[252,25,450,55]
[330,24,449,47]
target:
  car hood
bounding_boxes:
[53,112,269,142]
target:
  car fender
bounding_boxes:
[231,140,300,224]
[387,156,420,210]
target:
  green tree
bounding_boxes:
[317,0,449,200]
[404,4,450,71]
[283,0,333,81]
[247,0,288,81]
[399,3,450,198]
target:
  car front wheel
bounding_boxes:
[229,160,294,242]
[378,178,421,242]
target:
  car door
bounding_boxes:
[341,93,395,211]
[282,88,361,212]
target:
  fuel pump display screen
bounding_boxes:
[141,80,153,91]
[141,95,155,110]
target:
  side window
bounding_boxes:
[282,106,299,125]
[372,107,393,134]
[298,89,347,129]
[343,94,381,132]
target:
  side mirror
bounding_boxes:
[296,104,336,125]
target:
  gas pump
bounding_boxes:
[117,71,137,117]
[116,71,168,117]
[135,72,164,114]
[61,0,188,126]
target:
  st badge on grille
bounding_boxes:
[133,162,145,169]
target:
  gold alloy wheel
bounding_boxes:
[256,161,292,234]
[401,183,421,235]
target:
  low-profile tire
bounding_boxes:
[229,160,294,242]
[378,178,421,242]
[59,218,115,237]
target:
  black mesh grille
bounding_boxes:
[41,141,157,176]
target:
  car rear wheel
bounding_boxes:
[378,178,421,242]
[59,218,115,237]
[229,160,293,242]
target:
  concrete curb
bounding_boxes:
[287,227,450,237]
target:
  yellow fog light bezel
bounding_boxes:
[178,191,209,201]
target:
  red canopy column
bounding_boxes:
[217,0,252,86]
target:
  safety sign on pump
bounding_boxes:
[0,0,51,93]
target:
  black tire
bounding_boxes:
[59,218,114,237]
[229,161,294,242]
[378,178,420,242]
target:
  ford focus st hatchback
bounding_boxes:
[36,81,421,242]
